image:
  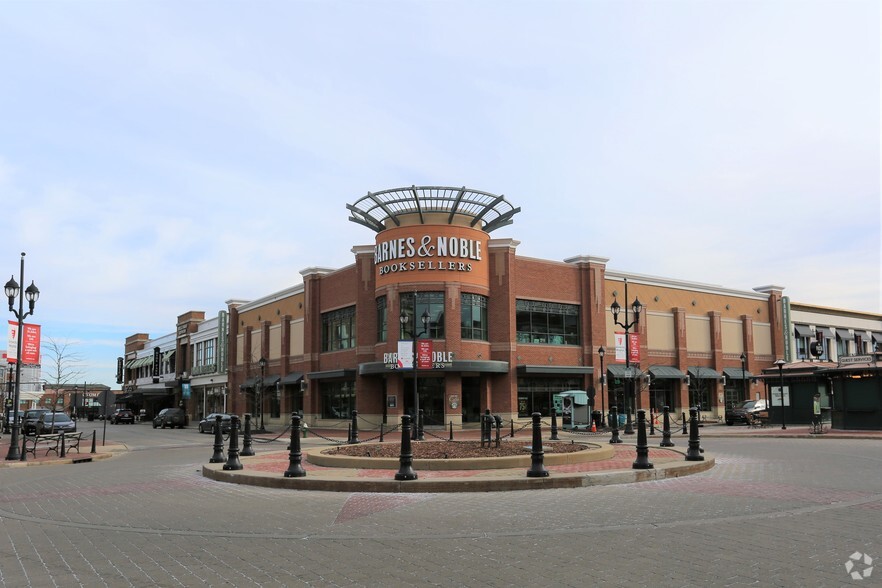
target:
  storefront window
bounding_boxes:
[460,293,488,341]
[517,377,582,418]
[321,306,356,351]
[400,292,444,339]
[320,381,355,419]
[515,300,580,345]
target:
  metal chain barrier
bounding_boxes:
[305,429,348,445]
[422,428,449,441]
[359,424,400,443]
[252,424,292,444]
[500,420,531,440]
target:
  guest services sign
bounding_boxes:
[374,225,489,288]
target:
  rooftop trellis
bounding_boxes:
[346,186,521,233]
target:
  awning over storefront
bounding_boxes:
[358,361,510,375]
[816,327,834,339]
[794,324,814,338]
[280,372,304,385]
[517,365,593,375]
[557,391,589,405]
[722,367,754,380]
[688,367,723,380]
[873,333,882,345]
[607,365,641,379]
[648,366,687,380]
[308,369,357,380]
[264,375,280,386]
[836,329,854,341]
[240,375,281,388]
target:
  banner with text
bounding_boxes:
[7,321,41,364]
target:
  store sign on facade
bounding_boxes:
[614,332,640,363]
[385,343,455,370]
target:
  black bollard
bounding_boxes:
[494,415,502,448]
[60,431,66,458]
[284,415,306,477]
[347,423,352,444]
[660,405,675,447]
[210,414,225,463]
[223,415,243,470]
[685,407,704,461]
[550,409,559,441]
[682,411,688,435]
[417,408,425,441]
[481,409,492,448]
[379,423,385,443]
[20,434,27,462]
[510,418,515,438]
[350,410,359,444]
[394,415,418,480]
[609,407,622,444]
[449,420,453,441]
[632,409,654,469]
[526,412,549,478]
[90,430,97,454]
[649,410,656,436]
[240,414,255,457]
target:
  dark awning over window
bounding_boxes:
[517,365,593,375]
[280,372,304,385]
[648,366,686,380]
[722,367,754,380]
[794,324,814,338]
[873,333,882,345]
[816,327,834,338]
[836,329,854,341]
[607,365,641,379]
[688,367,722,380]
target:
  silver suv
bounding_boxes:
[725,399,768,425]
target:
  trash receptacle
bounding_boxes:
[592,411,602,428]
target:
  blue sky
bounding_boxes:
[0,0,879,389]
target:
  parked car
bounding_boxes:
[109,409,135,424]
[198,413,235,434]
[36,411,77,434]
[23,408,52,435]
[725,399,768,425]
[152,407,186,429]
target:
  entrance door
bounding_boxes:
[461,377,480,423]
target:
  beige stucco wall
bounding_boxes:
[721,319,744,354]
[647,312,675,351]
[686,316,711,352]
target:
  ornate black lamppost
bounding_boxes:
[255,356,267,433]
[775,358,786,430]
[4,252,39,461]
[400,299,430,441]
[598,346,606,426]
[610,278,642,435]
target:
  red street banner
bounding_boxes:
[7,321,41,364]
[417,340,433,369]
[614,332,640,363]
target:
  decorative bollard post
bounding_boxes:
[526,412,548,478]
[347,423,352,444]
[510,418,515,438]
[660,405,675,447]
[609,407,622,444]
[682,411,688,435]
[210,414,225,463]
[223,415,243,470]
[649,409,656,436]
[685,407,704,461]
[632,409,654,469]
[60,431,66,458]
[449,420,453,441]
[481,409,491,448]
[90,430,97,454]
[240,414,255,457]
[417,408,425,441]
[284,415,306,477]
[379,423,385,443]
[494,415,502,448]
[350,410,359,444]
[550,408,559,441]
[394,415,417,481]
[20,434,27,462]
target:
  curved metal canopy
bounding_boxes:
[347,185,520,233]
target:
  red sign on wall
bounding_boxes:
[417,340,433,369]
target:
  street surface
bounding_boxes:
[0,421,880,587]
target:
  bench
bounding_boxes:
[24,431,84,457]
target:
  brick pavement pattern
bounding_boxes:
[0,429,881,586]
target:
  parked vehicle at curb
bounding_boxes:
[725,399,768,426]
[36,411,77,434]
[23,408,52,435]
[110,409,135,424]
[152,407,186,429]
[198,413,235,434]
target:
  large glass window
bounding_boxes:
[320,381,355,419]
[517,377,582,418]
[321,306,356,351]
[376,296,387,343]
[400,292,444,339]
[460,293,488,341]
[515,300,580,345]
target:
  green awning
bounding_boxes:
[649,366,687,380]
[688,367,722,380]
[607,365,640,379]
[722,367,754,380]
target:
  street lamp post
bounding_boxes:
[611,278,642,435]
[598,346,606,427]
[4,252,39,461]
[775,358,786,430]
[256,356,267,433]
[400,299,430,441]
[740,352,748,404]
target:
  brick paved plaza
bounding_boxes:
[0,423,880,587]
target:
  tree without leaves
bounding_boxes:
[42,337,85,412]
